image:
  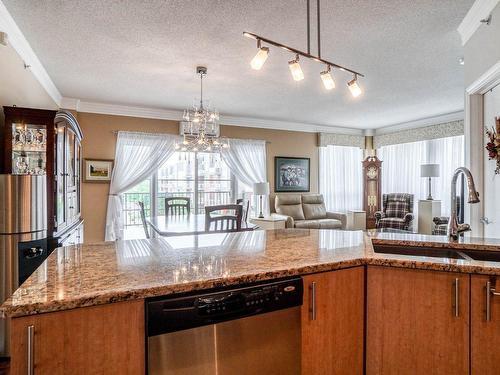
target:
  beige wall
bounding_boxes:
[78,112,319,243]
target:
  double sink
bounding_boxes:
[373,243,500,262]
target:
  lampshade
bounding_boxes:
[253,182,270,195]
[421,164,440,178]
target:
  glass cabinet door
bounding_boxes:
[11,123,47,175]
[67,129,76,189]
[56,124,66,226]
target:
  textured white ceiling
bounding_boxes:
[3,0,473,129]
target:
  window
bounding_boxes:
[319,145,363,212]
[377,135,464,216]
[123,151,239,238]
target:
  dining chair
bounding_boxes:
[137,201,150,239]
[165,197,191,216]
[236,198,250,222]
[205,204,243,232]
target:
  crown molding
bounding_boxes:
[374,111,464,135]
[458,0,500,46]
[0,0,62,105]
[466,60,500,94]
[60,97,365,135]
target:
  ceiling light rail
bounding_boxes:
[243,0,364,96]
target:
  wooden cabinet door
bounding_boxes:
[367,266,469,375]
[471,274,500,374]
[302,266,364,375]
[9,300,145,375]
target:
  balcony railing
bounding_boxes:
[122,191,233,227]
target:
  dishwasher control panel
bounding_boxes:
[147,277,303,336]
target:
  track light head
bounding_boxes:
[250,40,269,70]
[347,74,362,97]
[288,54,304,81]
[320,65,335,90]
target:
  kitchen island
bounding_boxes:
[2,229,500,374]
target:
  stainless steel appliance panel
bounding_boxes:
[148,307,301,375]
[0,174,47,234]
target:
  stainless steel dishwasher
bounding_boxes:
[146,277,303,375]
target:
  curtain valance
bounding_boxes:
[318,133,365,148]
[374,120,464,149]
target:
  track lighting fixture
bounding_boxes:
[320,65,335,90]
[250,40,269,70]
[243,0,364,96]
[288,55,304,81]
[347,74,362,98]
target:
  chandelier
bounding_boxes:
[175,66,229,152]
[243,0,364,97]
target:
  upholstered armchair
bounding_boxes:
[432,201,462,235]
[374,193,414,231]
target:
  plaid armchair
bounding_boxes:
[432,201,462,235]
[374,193,414,231]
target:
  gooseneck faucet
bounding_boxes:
[448,167,480,240]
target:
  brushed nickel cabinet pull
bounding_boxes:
[454,278,459,317]
[486,281,500,321]
[27,325,34,375]
[487,281,492,322]
[310,282,317,321]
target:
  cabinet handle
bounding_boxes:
[27,325,34,375]
[309,282,317,321]
[486,281,500,321]
[453,278,459,317]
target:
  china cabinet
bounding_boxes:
[1,107,84,246]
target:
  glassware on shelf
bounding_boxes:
[15,155,29,174]
[12,124,47,152]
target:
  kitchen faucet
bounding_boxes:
[448,167,480,240]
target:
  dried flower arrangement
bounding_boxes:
[486,117,500,174]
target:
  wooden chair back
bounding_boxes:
[236,198,250,222]
[137,201,150,239]
[205,204,243,233]
[165,197,191,216]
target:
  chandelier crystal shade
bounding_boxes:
[176,66,229,152]
[243,0,364,97]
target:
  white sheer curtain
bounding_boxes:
[378,140,428,208]
[319,145,363,212]
[378,135,464,216]
[428,135,465,215]
[105,131,179,241]
[221,139,268,216]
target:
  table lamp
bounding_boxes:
[421,164,440,200]
[253,182,270,218]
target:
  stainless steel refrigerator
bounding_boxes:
[0,175,47,357]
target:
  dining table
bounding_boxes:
[146,214,258,237]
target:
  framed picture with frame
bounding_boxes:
[83,159,113,183]
[274,156,310,192]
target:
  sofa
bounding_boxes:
[374,193,414,231]
[274,194,347,229]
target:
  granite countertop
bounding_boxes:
[2,229,500,318]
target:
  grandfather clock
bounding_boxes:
[362,156,382,229]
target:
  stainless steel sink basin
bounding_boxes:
[372,244,466,260]
[459,249,500,262]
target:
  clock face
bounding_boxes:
[367,166,378,179]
